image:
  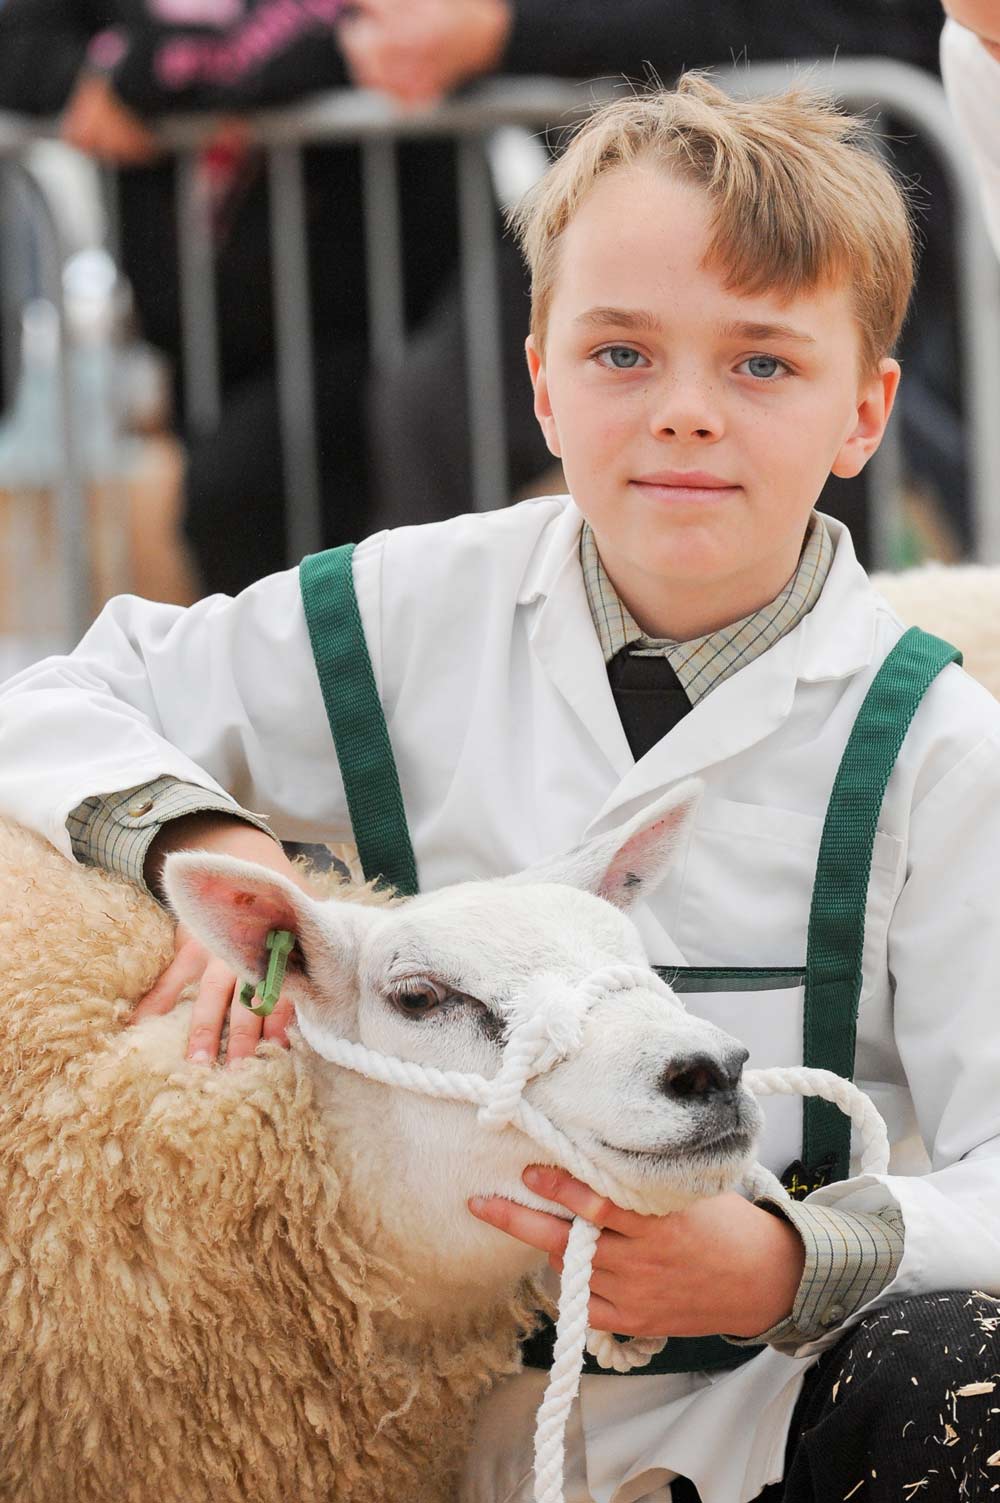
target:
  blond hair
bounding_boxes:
[509,72,915,373]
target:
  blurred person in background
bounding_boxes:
[940,0,1000,258]
[340,0,969,567]
[0,0,460,595]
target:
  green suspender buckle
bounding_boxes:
[239,929,295,1017]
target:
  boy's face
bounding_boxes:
[526,167,899,638]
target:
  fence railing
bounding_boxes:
[1,60,998,652]
[0,154,90,645]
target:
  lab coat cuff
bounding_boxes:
[723,1199,905,1351]
[67,776,276,896]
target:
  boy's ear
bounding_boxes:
[506,779,703,913]
[525,335,562,459]
[162,852,372,993]
[830,357,901,479]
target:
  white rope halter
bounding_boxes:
[295,964,890,1503]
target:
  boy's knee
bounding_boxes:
[823,1291,997,1408]
[787,1293,1000,1497]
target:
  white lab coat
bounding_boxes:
[941,17,1000,261]
[2,497,1000,1500]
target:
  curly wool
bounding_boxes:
[0,822,536,1503]
[873,564,1000,701]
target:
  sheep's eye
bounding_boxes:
[389,979,450,1019]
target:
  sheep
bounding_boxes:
[873,564,1000,700]
[0,780,759,1503]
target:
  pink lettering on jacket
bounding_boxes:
[151,0,245,27]
[155,0,346,92]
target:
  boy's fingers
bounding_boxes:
[586,1293,624,1332]
[185,957,238,1062]
[131,941,207,1022]
[225,990,265,1067]
[522,1166,647,1236]
[467,1196,572,1257]
[261,991,295,1046]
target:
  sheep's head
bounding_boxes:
[164,781,761,1298]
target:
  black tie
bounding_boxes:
[607,647,692,760]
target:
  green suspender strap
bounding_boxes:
[299,543,419,896]
[802,625,961,1183]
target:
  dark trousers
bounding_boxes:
[672,1292,1000,1502]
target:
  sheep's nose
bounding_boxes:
[660,1046,749,1102]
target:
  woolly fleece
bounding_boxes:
[873,563,1000,701]
[0,823,535,1503]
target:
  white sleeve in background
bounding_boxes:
[0,548,386,856]
[941,17,1000,260]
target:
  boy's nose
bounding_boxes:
[650,383,723,441]
[660,423,716,439]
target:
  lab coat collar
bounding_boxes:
[520,499,879,827]
[521,501,635,776]
[796,514,877,681]
[516,495,587,608]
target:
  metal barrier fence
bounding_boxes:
[0,147,90,648]
[1,60,998,651]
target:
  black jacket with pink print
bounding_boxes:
[0,0,350,117]
[0,0,943,123]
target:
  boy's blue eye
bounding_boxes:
[742,354,784,380]
[598,346,645,369]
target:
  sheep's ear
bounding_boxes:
[163,852,366,987]
[510,779,703,912]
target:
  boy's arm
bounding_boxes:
[0,564,355,861]
[68,776,277,894]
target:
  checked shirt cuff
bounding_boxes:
[725,1200,905,1352]
[67,775,276,895]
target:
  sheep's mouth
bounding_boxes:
[597,1126,755,1163]
[686,1125,757,1160]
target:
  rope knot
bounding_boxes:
[477,975,586,1130]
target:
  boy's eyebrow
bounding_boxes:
[718,319,817,346]
[572,309,818,346]
[573,306,662,333]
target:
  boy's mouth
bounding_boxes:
[630,469,740,502]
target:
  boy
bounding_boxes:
[2,73,1000,1502]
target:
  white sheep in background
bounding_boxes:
[0,781,759,1503]
[874,564,1000,700]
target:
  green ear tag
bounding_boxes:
[239,929,296,1017]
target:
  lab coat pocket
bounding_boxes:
[662,971,806,1177]
[662,796,904,1176]
[675,795,901,963]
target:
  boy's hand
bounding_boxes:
[469,1171,805,1340]
[131,922,295,1067]
[131,813,306,1067]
